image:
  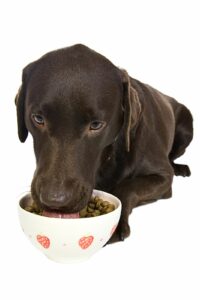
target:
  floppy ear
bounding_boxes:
[121,69,141,152]
[15,73,28,142]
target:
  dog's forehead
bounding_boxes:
[26,71,121,113]
[27,44,121,87]
[26,45,122,114]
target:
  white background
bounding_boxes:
[0,0,199,299]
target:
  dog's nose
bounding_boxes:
[40,189,70,209]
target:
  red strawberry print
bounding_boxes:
[79,236,94,249]
[36,235,50,249]
[110,224,117,237]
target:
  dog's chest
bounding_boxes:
[95,149,131,192]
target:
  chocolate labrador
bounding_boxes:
[15,44,193,243]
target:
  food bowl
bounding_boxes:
[18,190,121,263]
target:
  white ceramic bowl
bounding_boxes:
[18,190,121,263]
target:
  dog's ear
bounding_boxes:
[120,69,141,152]
[15,71,28,142]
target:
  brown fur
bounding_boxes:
[15,44,193,243]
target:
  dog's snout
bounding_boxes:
[38,179,89,212]
[40,190,66,208]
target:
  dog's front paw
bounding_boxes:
[107,219,130,244]
[172,163,191,177]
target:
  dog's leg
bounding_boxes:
[169,104,193,177]
[108,169,173,244]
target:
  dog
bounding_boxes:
[15,44,193,243]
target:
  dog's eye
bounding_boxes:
[89,121,105,131]
[32,114,45,126]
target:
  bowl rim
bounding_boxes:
[18,189,121,222]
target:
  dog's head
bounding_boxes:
[15,44,141,214]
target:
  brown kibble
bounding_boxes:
[88,202,95,209]
[94,210,101,216]
[99,205,106,212]
[96,200,103,209]
[105,207,114,213]
[87,207,94,213]
[109,204,115,210]
[25,206,34,212]
[101,201,110,207]
[93,196,100,203]
[79,207,87,217]
[86,212,93,218]
[90,197,97,203]
[89,201,95,207]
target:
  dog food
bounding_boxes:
[79,196,115,218]
[24,196,115,218]
[24,201,42,215]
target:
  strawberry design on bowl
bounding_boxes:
[36,235,50,249]
[79,236,94,249]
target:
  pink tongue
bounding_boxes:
[42,210,80,219]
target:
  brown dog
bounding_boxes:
[15,44,193,243]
